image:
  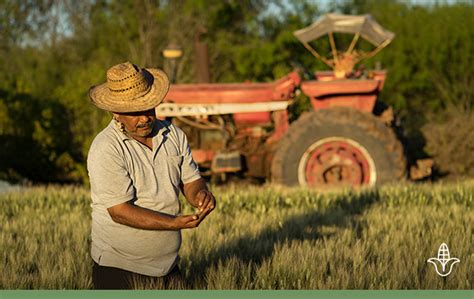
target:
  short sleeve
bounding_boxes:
[176,128,202,184]
[87,139,135,208]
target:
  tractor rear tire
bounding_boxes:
[271,107,406,187]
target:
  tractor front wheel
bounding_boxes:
[271,108,406,188]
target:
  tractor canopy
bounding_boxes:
[294,14,395,78]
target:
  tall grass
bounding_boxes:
[1,181,472,289]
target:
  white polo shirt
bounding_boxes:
[87,119,201,277]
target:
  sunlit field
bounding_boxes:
[1,181,472,289]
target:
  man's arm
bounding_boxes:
[108,178,216,230]
[107,202,207,230]
[174,125,216,216]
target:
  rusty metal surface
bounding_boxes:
[192,149,215,164]
[266,110,289,144]
[301,79,382,98]
[301,71,386,112]
[314,70,387,82]
[301,139,372,187]
[226,129,272,178]
[309,95,377,112]
[211,151,242,173]
[157,101,290,116]
[165,72,300,104]
[245,151,269,178]
[233,112,272,124]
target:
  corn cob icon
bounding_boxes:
[427,243,460,277]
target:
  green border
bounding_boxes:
[1,291,473,299]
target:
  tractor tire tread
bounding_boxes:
[271,107,406,186]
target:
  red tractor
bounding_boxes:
[157,14,431,188]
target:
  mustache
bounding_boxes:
[136,121,153,129]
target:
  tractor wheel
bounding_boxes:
[271,107,406,188]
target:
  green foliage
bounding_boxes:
[342,1,474,177]
[422,107,474,178]
[0,0,472,182]
[1,181,472,289]
[0,89,72,182]
[340,0,474,115]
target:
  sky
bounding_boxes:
[265,0,466,23]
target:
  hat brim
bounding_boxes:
[89,68,170,113]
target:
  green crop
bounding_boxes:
[1,181,472,289]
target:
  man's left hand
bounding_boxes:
[196,189,216,215]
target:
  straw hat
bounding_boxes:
[89,62,170,113]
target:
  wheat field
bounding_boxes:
[1,181,472,289]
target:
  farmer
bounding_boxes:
[87,62,216,289]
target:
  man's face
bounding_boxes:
[113,108,156,138]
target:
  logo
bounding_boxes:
[427,243,460,277]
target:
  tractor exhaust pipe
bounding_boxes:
[195,27,210,83]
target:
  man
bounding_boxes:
[87,61,216,289]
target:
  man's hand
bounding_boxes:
[182,178,216,208]
[180,178,216,226]
[173,204,213,229]
[174,190,216,230]
[196,189,216,216]
[107,178,216,231]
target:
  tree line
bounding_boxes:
[0,0,473,183]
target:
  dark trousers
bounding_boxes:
[92,261,184,289]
